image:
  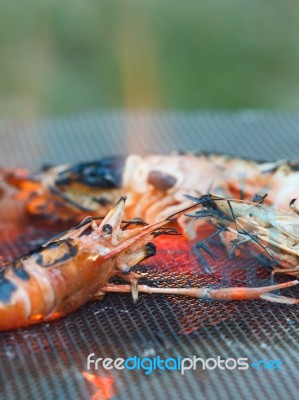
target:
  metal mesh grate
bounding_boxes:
[0,111,298,400]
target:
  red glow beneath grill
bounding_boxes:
[82,372,115,400]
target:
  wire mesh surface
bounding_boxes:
[0,110,298,400]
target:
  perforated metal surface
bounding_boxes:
[0,111,298,400]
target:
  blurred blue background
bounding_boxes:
[1,0,299,117]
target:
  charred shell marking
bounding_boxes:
[147,170,177,191]
[12,261,30,280]
[23,239,78,268]
[0,274,17,303]
[55,156,126,189]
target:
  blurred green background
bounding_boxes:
[1,0,299,117]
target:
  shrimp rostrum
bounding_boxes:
[1,197,298,331]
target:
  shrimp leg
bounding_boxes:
[100,280,299,304]
[117,271,148,302]
[270,267,299,285]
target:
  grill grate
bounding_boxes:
[0,111,298,400]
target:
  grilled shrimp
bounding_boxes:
[187,193,299,281]
[5,153,290,224]
[0,196,170,330]
[1,196,297,331]
[3,153,299,303]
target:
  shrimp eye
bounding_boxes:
[147,170,177,191]
[121,265,131,275]
[102,224,113,234]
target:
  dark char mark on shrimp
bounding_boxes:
[12,261,30,280]
[147,170,177,191]
[0,273,17,303]
[55,156,126,188]
[20,239,78,269]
